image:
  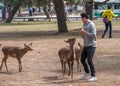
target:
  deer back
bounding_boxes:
[2,44,33,58]
[2,46,23,58]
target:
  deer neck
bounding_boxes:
[69,44,74,57]
[20,48,28,57]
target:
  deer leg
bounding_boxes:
[20,60,22,72]
[0,58,4,71]
[60,60,63,72]
[71,62,74,79]
[63,62,66,78]
[77,60,80,72]
[18,59,22,72]
[1,56,9,72]
[78,61,82,72]
[4,58,9,72]
[68,61,71,76]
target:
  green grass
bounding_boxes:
[0,20,119,32]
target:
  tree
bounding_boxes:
[33,0,51,19]
[83,0,110,20]
[4,0,23,23]
[53,0,68,33]
[33,0,42,12]
[83,0,93,20]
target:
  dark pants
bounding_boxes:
[102,21,112,38]
[81,46,96,76]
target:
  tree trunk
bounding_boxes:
[43,6,50,19]
[4,1,21,23]
[38,6,41,12]
[83,0,109,20]
[18,7,21,14]
[85,0,93,20]
[53,0,68,33]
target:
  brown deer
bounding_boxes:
[0,43,33,72]
[75,43,83,72]
[58,38,76,78]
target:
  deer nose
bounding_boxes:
[30,48,33,51]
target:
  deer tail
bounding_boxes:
[78,43,83,49]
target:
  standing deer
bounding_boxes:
[75,43,83,72]
[0,43,33,72]
[58,38,76,78]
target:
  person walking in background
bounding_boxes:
[65,2,70,21]
[28,7,33,16]
[80,12,97,82]
[102,5,118,38]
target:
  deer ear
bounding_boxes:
[64,39,69,43]
[29,42,32,46]
[24,43,27,47]
[64,40,68,43]
[78,43,81,46]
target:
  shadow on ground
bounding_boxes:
[41,75,87,85]
[0,29,119,40]
[0,71,14,75]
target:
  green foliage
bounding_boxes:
[67,0,82,4]
[33,0,53,7]
[5,0,18,6]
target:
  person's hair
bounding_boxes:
[80,12,89,19]
[107,5,111,9]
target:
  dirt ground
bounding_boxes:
[0,21,120,86]
[0,37,120,86]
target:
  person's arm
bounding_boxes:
[79,28,84,38]
[102,11,106,17]
[85,24,96,38]
[110,10,118,17]
[80,24,96,38]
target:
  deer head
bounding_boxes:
[24,43,33,51]
[64,38,76,45]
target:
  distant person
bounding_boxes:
[32,8,35,13]
[77,4,81,15]
[29,7,33,16]
[65,2,70,21]
[49,6,55,18]
[80,12,97,82]
[68,4,73,15]
[102,5,118,38]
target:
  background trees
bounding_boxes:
[4,0,23,23]
[1,0,110,32]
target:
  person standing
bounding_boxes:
[102,5,118,38]
[80,12,97,81]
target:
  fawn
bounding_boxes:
[75,43,83,72]
[58,38,76,78]
[0,43,33,72]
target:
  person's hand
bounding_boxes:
[80,28,86,35]
[115,15,118,19]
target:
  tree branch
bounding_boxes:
[94,0,110,5]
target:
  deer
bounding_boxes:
[75,43,83,72]
[58,38,76,79]
[0,43,33,72]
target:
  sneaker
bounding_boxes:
[88,77,97,82]
[102,35,104,38]
[109,36,112,38]
[80,73,90,79]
